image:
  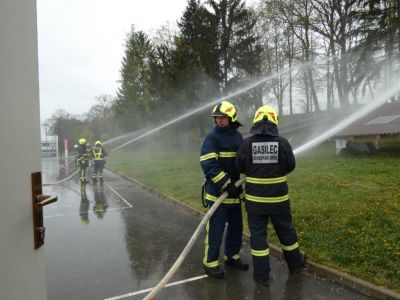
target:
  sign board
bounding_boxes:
[335,139,347,149]
[41,136,58,158]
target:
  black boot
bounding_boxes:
[254,275,269,287]
[225,258,249,270]
[203,265,225,278]
[289,253,307,275]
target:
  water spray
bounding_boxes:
[293,82,400,156]
[43,61,304,185]
[110,65,302,152]
[44,52,396,185]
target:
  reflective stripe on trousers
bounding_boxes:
[203,203,243,267]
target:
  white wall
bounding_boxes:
[0,1,47,299]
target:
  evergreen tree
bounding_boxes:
[115,28,155,130]
[207,0,260,92]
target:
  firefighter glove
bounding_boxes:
[224,182,239,197]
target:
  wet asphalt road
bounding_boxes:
[42,158,373,300]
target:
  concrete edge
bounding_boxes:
[107,168,400,300]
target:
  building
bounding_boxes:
[334,102,400,154]
[0,1,49,298]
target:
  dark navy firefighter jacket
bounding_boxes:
[200,124,243,205]
[236,121,295,215]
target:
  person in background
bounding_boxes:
[77,138,91,184]
[200,100,249,279]
[91,140,107,183]
[236,105,306,287]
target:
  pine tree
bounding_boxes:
[115,28,154,130]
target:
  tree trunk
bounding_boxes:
[307,66,320,111]
[397,0,400,52]
[326,52,332,110]
[303,69,310,113]
[289,62,293,115]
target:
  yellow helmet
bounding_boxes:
[212,101,238,122]
[95,140,102,146]
[253,105,279,126]
[79,138,87,145]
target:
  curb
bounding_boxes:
[107,168,400,300]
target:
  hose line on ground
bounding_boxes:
[142,178,245,300]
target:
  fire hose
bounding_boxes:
[142,178,245,300]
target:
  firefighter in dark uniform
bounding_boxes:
[236,105,306,286]
[92,140,107,183]
[77,138,91,184]
[200,100,249,278]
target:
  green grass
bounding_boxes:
[107,142,400,292]
[290,143,400,290]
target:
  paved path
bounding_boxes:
[42,159,373,300]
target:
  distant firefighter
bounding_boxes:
[91,140,107,183]
[77,138,91,184]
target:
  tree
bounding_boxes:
[86,94,118,141]
[350,0,400,99]
[207,0,260,91]
[274,0,321,112]
[46,109,84,152]
[115,28,155,130]
[257,1,294,115]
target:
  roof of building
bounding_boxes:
[335,102,400,137]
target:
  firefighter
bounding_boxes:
[91,140,107,183]
[236,105,306,286]
[77,138,91,184]
[200,100,249,278]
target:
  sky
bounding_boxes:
[37,0,188,122]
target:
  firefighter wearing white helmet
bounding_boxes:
[236,105,306,286]
[200,100,248,278]
[91,140,107,183]
[77,138,91,184]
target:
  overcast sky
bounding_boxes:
[37,0,188,122]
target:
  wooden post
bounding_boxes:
[374,135,380,149]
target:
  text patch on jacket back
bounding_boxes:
[252,142,279,164]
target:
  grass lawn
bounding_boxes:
[107,141,400,292]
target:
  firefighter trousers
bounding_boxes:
[92,160,105,180]
[203,203,243,268]
[248,211,302,280]
[79,160,89,182]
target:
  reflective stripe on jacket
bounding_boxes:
[92,147,107,160]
